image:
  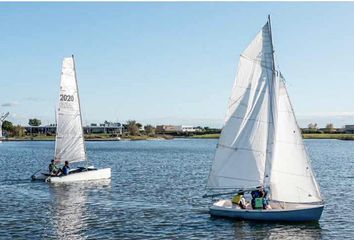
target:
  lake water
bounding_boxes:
[0,139,353,239]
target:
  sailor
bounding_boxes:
[232,191,246,209]
[251,186,269,209]
[48,159,59,175]
[62,161,70,175]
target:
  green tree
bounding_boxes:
[144,125,155,135]
[13,125,25,137]
[127,120,139,136]
[308,123,318,130]
[325,123,334,133]
[28,118,41,126]
[2,120,14,132]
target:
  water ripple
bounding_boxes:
[0,139,353,239]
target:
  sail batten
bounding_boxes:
[54,57,86,164]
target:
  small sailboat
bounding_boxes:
[0,112,9,142]
[204,16,324,222]
[31,56,111,183]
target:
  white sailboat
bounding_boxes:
[31,56,111,183]
[0,112,9,142]
[204,16,324,221]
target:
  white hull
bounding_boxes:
[210,199,324,222]
[32,168,111,183]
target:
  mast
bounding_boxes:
[268,15,276,72]
[54,106,57,161]
[72,55,89,165]
[263,15,277,189]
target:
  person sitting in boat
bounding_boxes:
[231,191,246,209]
[62,161,70,175]
[251,186,269,210]
[48,159,59,175]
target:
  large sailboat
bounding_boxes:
[31,56,111,183]
[204,16,324,221]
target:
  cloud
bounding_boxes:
[23,97,41,102]
[1,101,19,107]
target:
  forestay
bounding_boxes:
[54,57,86,164]
[207,23,274,189]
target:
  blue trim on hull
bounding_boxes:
[210,205,324,222]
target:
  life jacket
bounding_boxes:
[254,198,263,209]
[49,163,57,172]
[232,194,243,204]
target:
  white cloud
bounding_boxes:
[1,101,19,107]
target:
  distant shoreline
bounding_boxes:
[2,135,172,142]
[189,133,354,140]
[3,133,354,141]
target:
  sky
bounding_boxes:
[1,2,354,128]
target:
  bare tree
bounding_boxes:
[126,120,139,136]
[325,123,334,133]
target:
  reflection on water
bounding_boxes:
[232,221,322,239]
[48,180,111,240]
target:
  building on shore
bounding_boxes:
[85,122,122,135]
[344,125,354,134]
[155,125,201,134]
[24,122,123,135]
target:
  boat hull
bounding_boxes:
[32,168,111,183]
[210,200,324,222]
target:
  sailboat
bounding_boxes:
[204,16,324,221]
[31,56,111,183]
[0,112,9,142]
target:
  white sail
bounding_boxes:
[0,122,2,140]
[0,112,9,140]
[54,57,86,164]
[269,74,322,203]
[207,23,274,189]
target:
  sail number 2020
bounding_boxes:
[60,94,74,102]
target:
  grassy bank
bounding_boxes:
[190,133,221,139]
[302,133,354,140]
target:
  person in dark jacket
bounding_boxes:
[251,186,269,209]
[62,161,70,175]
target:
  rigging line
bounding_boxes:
[240,54,276,72]
[228,115,272,124]
[231,84,267,93]
[216,175,262,182]
[218,143,265,154]
[227,67,265,111]
[271,169,314,178]
[227,71,266,121]
[227,85,267,109]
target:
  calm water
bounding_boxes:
[0,139,353,239]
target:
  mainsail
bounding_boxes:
[54,56,86,164]
[207,23,274,189]
[207,18,322,203]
